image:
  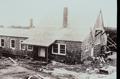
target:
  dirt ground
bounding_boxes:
[0,57,56,79]
[0,57,117,79]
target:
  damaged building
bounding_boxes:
[0,7,82,64]
[0,8,116,64]
[81,10,117,61]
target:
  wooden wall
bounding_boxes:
[48,40,82,64]
[0,36,82,64]
[0,35,27,50]
[0,35,31,58]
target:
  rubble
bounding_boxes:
[8,57,18,66]
[26,74,51,79]
[99,65,116,74]
[0,57,117,79]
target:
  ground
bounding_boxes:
[0,57,116,79]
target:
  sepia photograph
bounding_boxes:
[0,0,117,79]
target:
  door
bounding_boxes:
[38,47,45,57]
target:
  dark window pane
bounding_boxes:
[1,43,4,46]
[12,44,15,47]
[53,44,58,48]
[53,49,58,53]
[60,50,65,54]
[53,44,58,53]
[11,40,15,48]
[60,45,65,54]
[11,40,15,43]
[21,44,25,49]
[1,39,4,46]
[1,39,4,42]
[60,45,65,49]
[28,45,32,49]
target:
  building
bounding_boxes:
[0,8,116,64]
[81,11,117,61]
[0,7,82,64]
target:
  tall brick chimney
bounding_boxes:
[30,18,33,28]
[63,7,68,28]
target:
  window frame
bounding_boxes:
[52,43,59,54]
[20,40,26,50]
[10,39,16,49]
[59,44,66,55]
[52,43,66,55]
[27,45,33,51]
[0,38,5,47]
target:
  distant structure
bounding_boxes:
[63,7,68,28]
[29,18,34,28]
[8,18,34,29]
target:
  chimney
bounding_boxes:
[63,7,68,28]
[29,18,33,28]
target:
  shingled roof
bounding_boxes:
[0,26,83,47]
[22,27,83,46]
[0,27,30,38]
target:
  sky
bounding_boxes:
[0,0,117,30]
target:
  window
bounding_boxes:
[21,44,26,50]
[52,43,66,55]
[53,44,58,53]
[20,40,26,50]
[60,45,66,54]
[10,39,15,49]
[27,45,33,51]
[1,39,5,47]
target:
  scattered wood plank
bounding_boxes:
[27,74,50,79]
[8,57,18,65]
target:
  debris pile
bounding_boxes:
[41,61,67,71]
[0,56,116,79]
[0,57,15,68]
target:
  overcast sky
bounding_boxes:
[0,0,117,29]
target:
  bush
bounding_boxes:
[1,48,33,58]
[65,50,81,65]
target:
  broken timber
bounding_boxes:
[8,57,18,65]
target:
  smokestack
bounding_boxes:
[63,7,68,28]
[30,18,33,28]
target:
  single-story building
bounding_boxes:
[0,7,83,64]
[0,27,83,64]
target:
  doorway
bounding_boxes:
[38,47,46,57]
